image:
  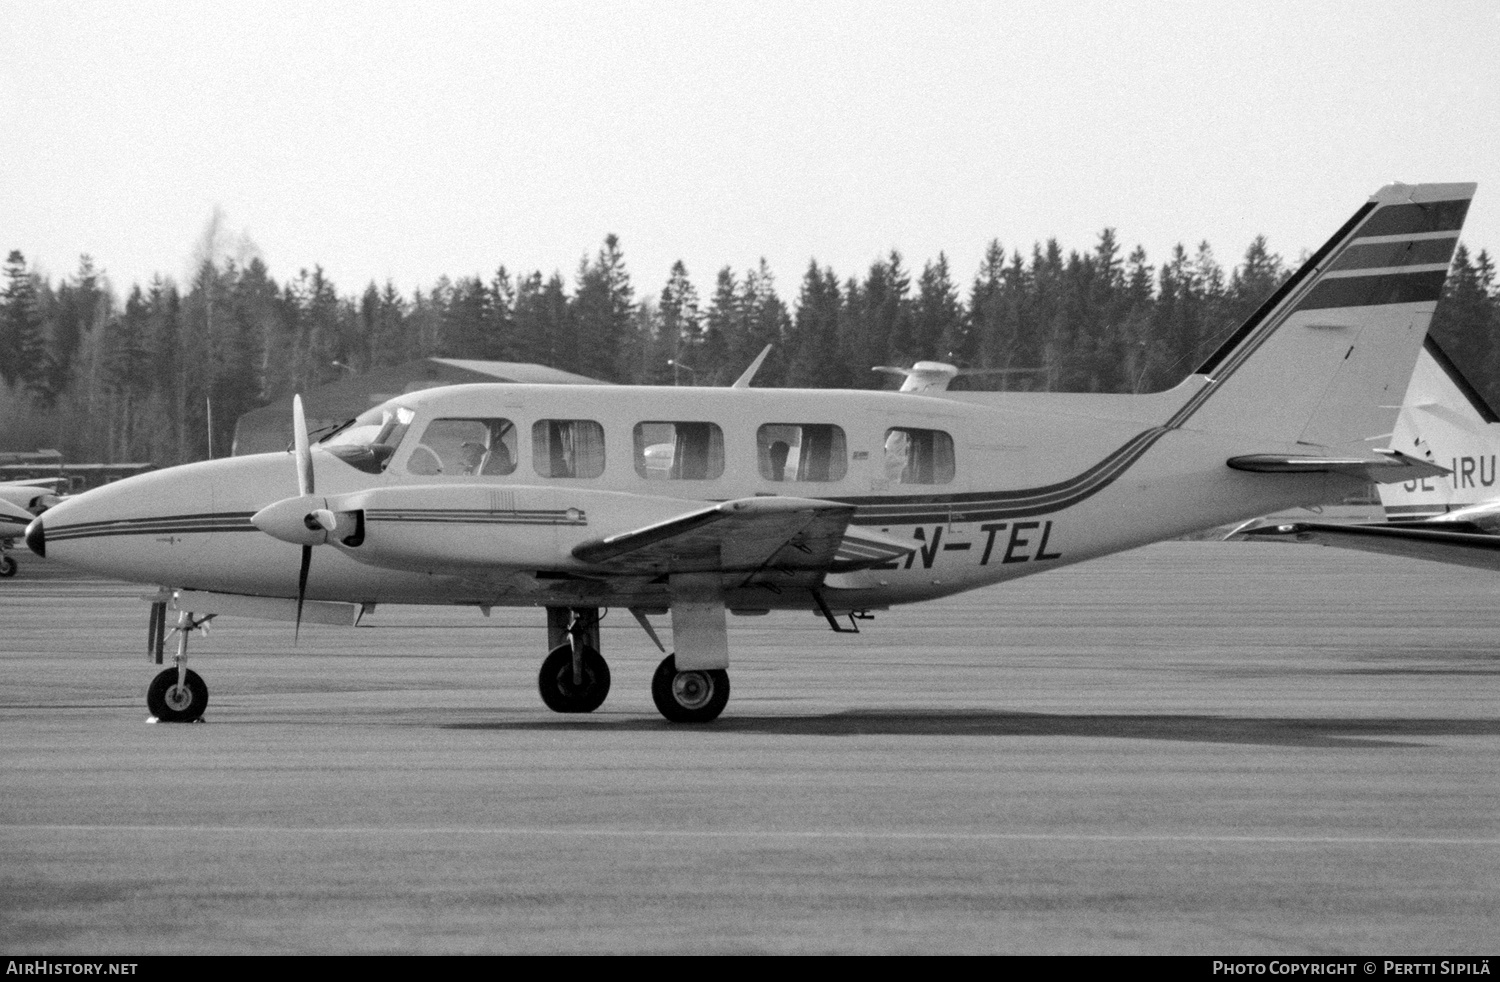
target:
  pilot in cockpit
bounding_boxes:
[459,441,488,475]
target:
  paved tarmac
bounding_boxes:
[1,542,1497,954]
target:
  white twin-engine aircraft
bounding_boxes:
[25,182,1476,724]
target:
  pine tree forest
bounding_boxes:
[2,226,1496,468]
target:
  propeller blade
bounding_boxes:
[293,394,313,497]
[295,543,312,644]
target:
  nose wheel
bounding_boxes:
[147,667,208,723]
[0,553,16,578]
[651,654,730,723]
[145,605,212,722]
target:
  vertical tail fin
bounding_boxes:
[1170,183,1476,451]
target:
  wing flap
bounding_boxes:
[572,496,913,576]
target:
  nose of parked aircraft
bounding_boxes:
[24,515,44,557]
[20,453,298,585]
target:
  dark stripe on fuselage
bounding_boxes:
[842,427,1169,525]
[42,512,259,543]
[1328,237,1458,272]
[1294,269,1449,310]
[365,509,587,526]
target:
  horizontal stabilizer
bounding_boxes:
[1226,449,1449,483]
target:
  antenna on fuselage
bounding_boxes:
[732,345,773,388]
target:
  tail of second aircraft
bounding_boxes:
[1377,335,1500,518]
[1164,183,1476,454]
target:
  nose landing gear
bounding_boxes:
[146,603,212,722]
[147,667,208,723]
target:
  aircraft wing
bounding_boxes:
[1227,450,1448,484]
[572,496,914,577]
[0,497,31,540]
[1241,520,1500,572]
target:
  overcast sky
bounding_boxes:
[4,0,1498,301]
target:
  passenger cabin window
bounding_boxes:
[319,405,415,474]
[884,427,955,484]
[406,417,518,476]
[633,422,725,480]
[532,419,606,478]
[757,424,847,482]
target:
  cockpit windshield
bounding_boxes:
[318,404,416,474]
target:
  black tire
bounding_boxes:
[651,654,730,723]
[0,555,16,578]
[147,667,208,723]
[537,643,610,713]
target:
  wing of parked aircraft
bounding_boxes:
[0,498,33,577]
[1241,517,1500,571]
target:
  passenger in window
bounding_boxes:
[768,441,790,481]
[884,427,955,484]
[459,442,487,475]
[883,430,909,482]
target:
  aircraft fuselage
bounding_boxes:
[33,380,1353,613]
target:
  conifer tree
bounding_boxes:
[571,235,635,382]
[1,250,48,397]
[657,260,702,385]
[787,261,843,387]
[1431,245,1500,410]
[700,266,739,385]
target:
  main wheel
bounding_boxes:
[651,654,730,723]
[147,667,208,723]
[537,643,611,713]
[0,555,16,577]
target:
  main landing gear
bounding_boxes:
[145,601,211,722]
[539,595,733,724]
[0,552,16,578]
[651,655,730,724]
